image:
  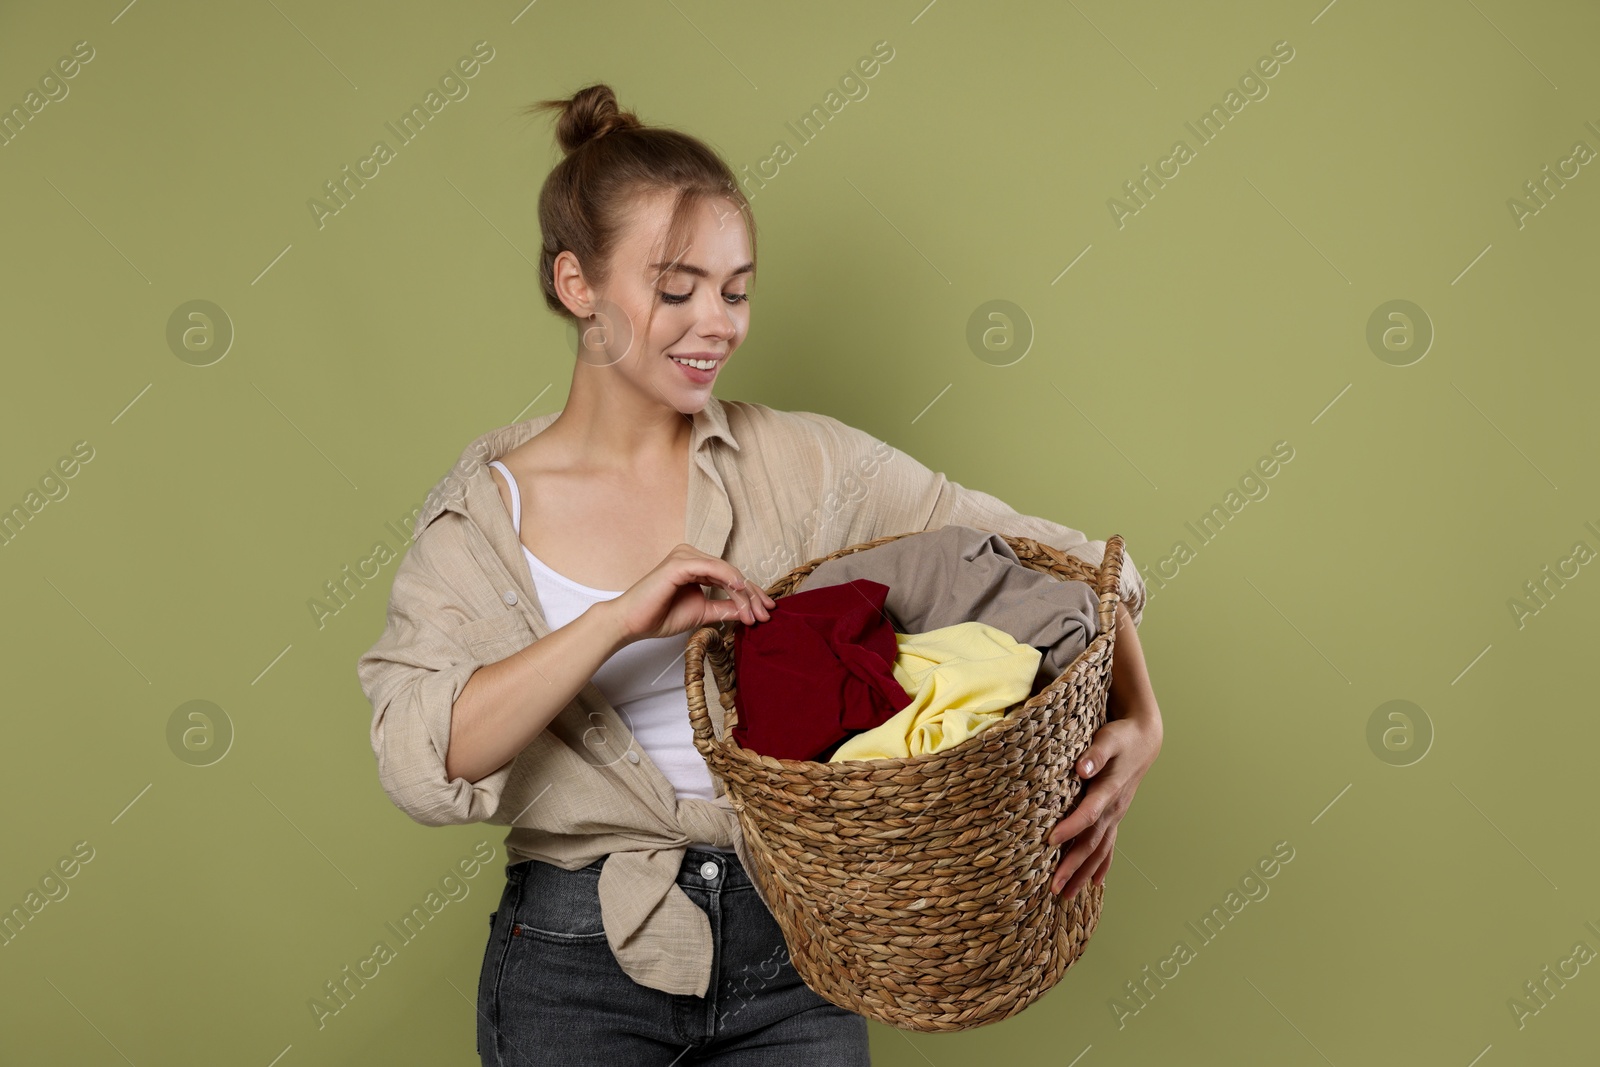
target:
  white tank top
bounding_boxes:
[487,461,733,852]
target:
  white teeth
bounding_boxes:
[670,356,717,370]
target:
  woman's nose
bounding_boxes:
[700,300,737,338]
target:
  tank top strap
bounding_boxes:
[487,459,522,536]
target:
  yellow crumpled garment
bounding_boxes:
[828,620,1042,762]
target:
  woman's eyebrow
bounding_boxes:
[649,260,755,280]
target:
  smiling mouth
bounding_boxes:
[668,355,721,370]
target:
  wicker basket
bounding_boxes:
[685,531,1126,1032]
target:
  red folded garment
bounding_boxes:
[731,578,913,761]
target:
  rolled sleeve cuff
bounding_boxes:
[372,659,515,827]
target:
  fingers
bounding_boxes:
[727,573,775,622]
[713,594,764,624]
[1050,832,1097,895]
[1077,719,1134,779]
[1049,726,1129,843]
[1048,774,1119,846]
[1091,846,1114,888]
[1077,739,1110,778]
[1050,853,1083,897]
[666,548,774,625]
[1057,829,1115,897]
[717,574,770,625]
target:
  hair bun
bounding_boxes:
[530,83,643,155]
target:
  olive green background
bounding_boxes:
[2,0,1597,1063]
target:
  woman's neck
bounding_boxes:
[546,367,696,476]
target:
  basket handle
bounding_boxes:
[1094,534,1126,637]
[684,620,725,754]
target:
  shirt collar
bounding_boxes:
[684,392,741,455]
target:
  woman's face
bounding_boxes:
[576,189,753,406]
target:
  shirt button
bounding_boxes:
[624,750,640,764]
[699,860,720,880]
[502,590,518,606]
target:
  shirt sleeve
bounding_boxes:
[795,410,1147,629]
[355,517,519,827]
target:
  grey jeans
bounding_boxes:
[477,847,871,1065]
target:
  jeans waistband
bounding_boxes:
[514,846,753,891]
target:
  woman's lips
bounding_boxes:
[668,354,721,382]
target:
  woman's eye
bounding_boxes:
[660,291,750,305]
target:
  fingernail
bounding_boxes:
[1082,759,1095,775]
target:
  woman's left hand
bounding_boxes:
[1045,704,1162,897]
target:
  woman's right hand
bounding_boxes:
[604,543,776,645]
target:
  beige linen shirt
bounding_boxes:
[356,394,1146,998]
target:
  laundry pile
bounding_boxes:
[730,525,1102,763]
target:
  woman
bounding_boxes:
[357,83,1163,1066]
